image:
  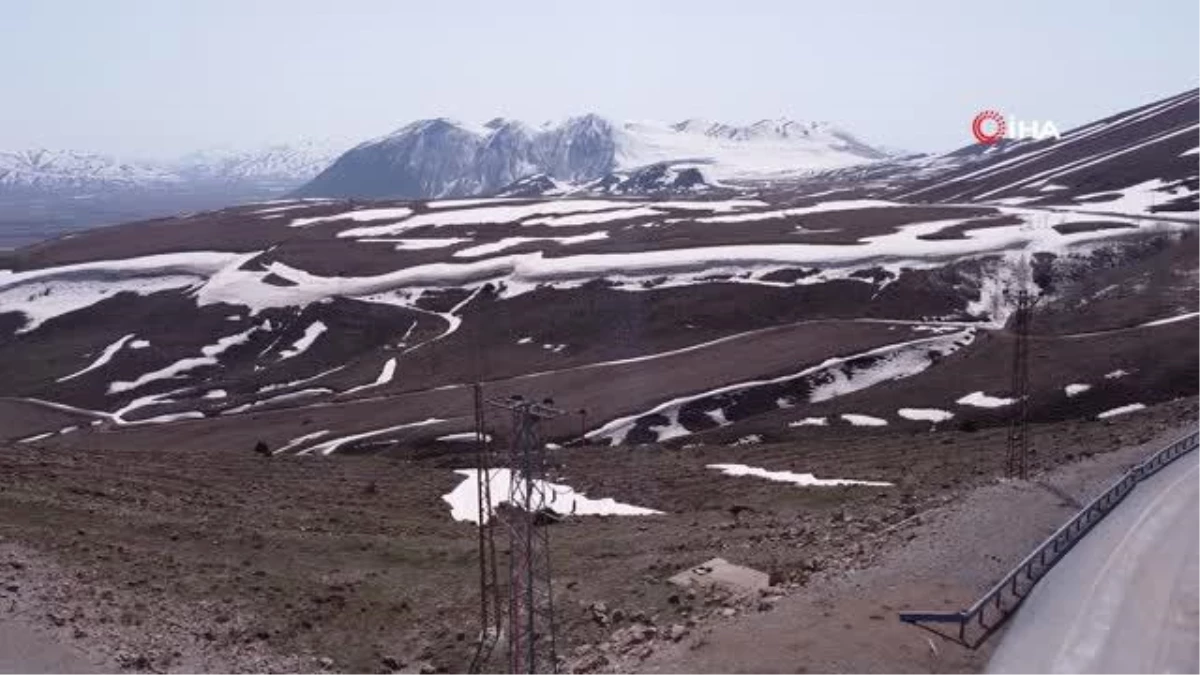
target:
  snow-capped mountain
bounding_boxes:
[0,142,343,196]
[0,142,346,248]
[169,140,345,186]
[297,115,891,200]
[0,149,181,194]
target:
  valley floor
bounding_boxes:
[0,398,1194,673]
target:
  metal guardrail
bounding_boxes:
[899,428,1199,647]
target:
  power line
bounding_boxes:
[471,392,563,674]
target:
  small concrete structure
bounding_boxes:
[668,557,770,595]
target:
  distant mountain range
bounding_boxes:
[296,115,893,200]
[0,141,343,195]
[0,116,894,246]
[0,141,344,248]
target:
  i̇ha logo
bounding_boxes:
[971,109,1060,145]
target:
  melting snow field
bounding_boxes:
[279,321,327,359]
[442,469,662,524]
[688,199,897,224]
[841,414,888,427]
[57,334,136,382]
[2,196,1178,332]
[275,429,330,455]
[0,274,203,333]
[589,330,972,445]
[127,411,205,425]
[361,237,470,250]
[289,207,413,228]
[452,231,608,258]
[342,357,398,396]
[338,200,648,238]
[298,418,445,455]
[1070,178,1193,217]
[374,357,397,385]
[897,408,954,423]
[1138,311,1200,327]
[707,464,893,487]
[109,325,259,394]
[1097,403,1146,419]
[956,391,1016,408]
[1065,383,1092,397]
[789,417,828,427]
[807,330,974,403]
[524,206,664,227]
[436,432,490,443]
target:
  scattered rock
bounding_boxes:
[668,558,770,595]
[669,624,688,641]
[720,607,737,618]
[317,656,334,670]
[381,656,403,671]
[117,653,152,670]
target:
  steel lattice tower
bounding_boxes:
[483,395,562,674]
[1006,289,1034,480]
[470,384,503,673]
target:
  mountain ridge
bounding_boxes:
[296,114,892,200]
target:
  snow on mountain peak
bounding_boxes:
[170,139,345,183]
[298,112,891,200]
[0,140,344,195]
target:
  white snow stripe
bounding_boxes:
[841,413,888,427]
[108,325,259,394]
[279,321,327,360]
[299,418,445,456]
[57,334,136,382]
[897,408,954,422]
[707,464,892,487]
[1097,403,1146,419]
[956,391,1016,408]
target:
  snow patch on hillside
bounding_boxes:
[841,413,888,427]
[897,408,954,422]
[279,321,327,359]
[589,331,970,445]
[57,334,136,382]
[289,207,413,228]
[957,391,1016,408]
[453,231,608,257]
[707,463,892,487]
[299,418,445,455]
[109,325,259,394]
[443,468,662,524]
[1097,403,1145,419]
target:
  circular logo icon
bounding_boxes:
[971,110,1006,145]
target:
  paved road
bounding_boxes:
[0,618,99,673]
[989,450,1199,674]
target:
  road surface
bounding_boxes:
[0,617,99,673]
[989,450,1199,673]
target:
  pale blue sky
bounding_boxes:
[3,0,1196,158]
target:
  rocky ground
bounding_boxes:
[0,397,1193,673]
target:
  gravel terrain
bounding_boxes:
[632,406,1198,674]
[0,397,1192,673]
